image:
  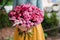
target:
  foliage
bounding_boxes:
[6,37,13,40]
[42,11,58,29]
[3,0,13,5]
[42,11,59,36]
[44,33,48,38]
[0,0,3,5]
[0,10,12,29]
[0,0,13,5]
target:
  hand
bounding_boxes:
[18,26,28,32]
[16,25,33,33]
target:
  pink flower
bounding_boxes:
[21,4,31,8]
[30,22,34,26]
[9,16,16,20]
[8,4,44,29]
[14,6,21,11]
[26,24,30,28]
[28,7,33,12]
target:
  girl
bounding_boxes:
[13,0,45,40]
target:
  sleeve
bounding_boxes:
[13,0,27,8]
[28,0,37,6]
[37,0,43,10]
[18,0,27,5]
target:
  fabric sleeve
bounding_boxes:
[37,0,43,10]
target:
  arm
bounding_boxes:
[13,0,27,8]
[37,0,43,10]
[28,0,37,6]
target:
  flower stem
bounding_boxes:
[24,33,26,40]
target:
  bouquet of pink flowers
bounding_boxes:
[8,4,44,32]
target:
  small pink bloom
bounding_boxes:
[28,7,32,12]
[26,24,30,28]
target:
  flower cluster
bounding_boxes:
[8,4,44,28]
